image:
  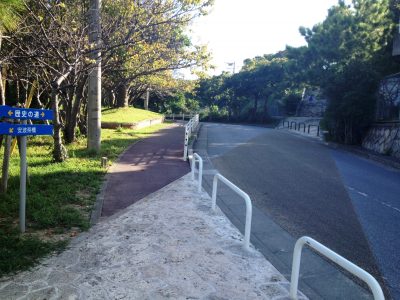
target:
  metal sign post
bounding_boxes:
[19,120,27,232]
[0,105,54,233]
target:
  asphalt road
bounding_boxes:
[195,123,400,299]
[332,150,400,299]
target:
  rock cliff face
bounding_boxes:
[362,123,400,159]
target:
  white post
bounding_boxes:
[198,158,203,193]
[191,156,195,180]
[19,121,27,233]
[289,239,303,299]
[211,175,218,211]
[243,195,252,251]
[191,153,203,193]
[145,88,149,110]
[183,125,189,161]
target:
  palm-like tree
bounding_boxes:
[0,0,23,191]
[0,0,23,104]
[0,0,23,47]
[87,0,102,152]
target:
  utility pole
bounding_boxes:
[226,62,236,74]
[87,0,102,152]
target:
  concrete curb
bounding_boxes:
[279,126,400,170]
[324,141,400,170]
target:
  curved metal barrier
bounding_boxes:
[297,122,306,132]
[307,124,320,136]
[211,173,253,251]
[289,236,384,300]
[188,158,383,299]
[191,153,203,193]
[281,121,290,128]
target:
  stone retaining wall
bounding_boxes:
[362,122,400,158]
[101,116,164,130]
[296,100,327,118]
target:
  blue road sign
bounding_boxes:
[0,123,53,136]
[0,106,53,120]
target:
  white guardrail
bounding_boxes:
[183,114,199,161]
[289,236,385,300]
[165,113,194,121]
[212,173,253,251]
[191,153,203,193]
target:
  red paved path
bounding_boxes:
[101,123,190,217]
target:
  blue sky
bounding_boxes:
[189,0,340,75]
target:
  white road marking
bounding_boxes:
[347,186,400,214]
[357,191,368,197]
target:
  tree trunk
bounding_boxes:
[262,96,270,123]
[0,34,4,106]
[0,66,6,105]
[1,33,11,192]
[16,79,20,104]
[78,114,87,136]
[116,83,129,108]
[0,44,7,179]
[87,0,102,152]
[51,68,72,162]
[110,89,116,107]
[52,88,68,162]
[253,94,258,121]
[65,78,86,143]
[1,134,12,193]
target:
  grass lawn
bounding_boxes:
[0,122,169,277]
[102,107,162,123]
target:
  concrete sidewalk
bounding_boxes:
[0,174,304,300]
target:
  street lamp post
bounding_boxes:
[226,62,236,74]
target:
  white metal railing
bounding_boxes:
[212,173,253,251]
[191,153,203,193]
[289,236,385,300]
[165,113,195,121]
[183,114,199,161]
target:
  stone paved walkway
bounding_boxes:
[0,174,305,300]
